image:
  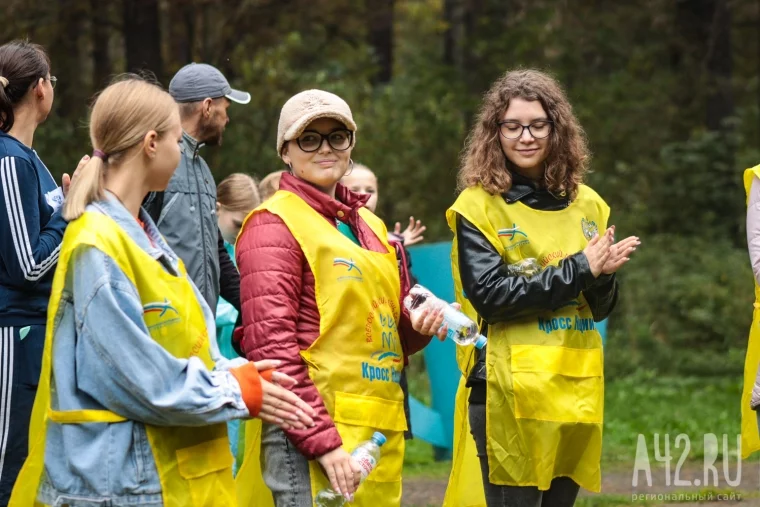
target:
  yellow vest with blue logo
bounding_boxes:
[443,184,609,500]
[236,190,407,506]
[741,165,760,459]
[10,211,235,507]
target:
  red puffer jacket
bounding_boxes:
[236,173,431,460]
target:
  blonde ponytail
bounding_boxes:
[217,173,261,213]
[62,75,178,221]
[62,157,104,221]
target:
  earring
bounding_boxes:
[345,159,355,176]
[287,163,293,173]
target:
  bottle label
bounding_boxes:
[351,448,377,480]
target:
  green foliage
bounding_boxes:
[4,0,760,376]
[605,234,753,378]
[606,126,746,242]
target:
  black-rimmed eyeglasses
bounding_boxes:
[497,120,553,140]
[296,129,353,152]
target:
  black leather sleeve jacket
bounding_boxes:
[460,174,619,403]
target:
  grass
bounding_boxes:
[403,368,748,477]
[403,437,452,478]
[602,370,744,465]
[576,494,651,507]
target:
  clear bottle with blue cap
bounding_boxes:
[403,284,487,349]
[314,432,387,506]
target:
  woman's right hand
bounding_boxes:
[601,233,640,274]
[229,361,317,430]
[259,377,316,430]
[317,447,362,501]
[583,228,613,278]
[62,154,90,197]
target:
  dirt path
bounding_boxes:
[402,478,448,506]
[594,461,757,505]
[402,462,759,506]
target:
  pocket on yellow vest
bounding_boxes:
[510,345,603,424]
[333,391,406,484]
[177,437,236,506]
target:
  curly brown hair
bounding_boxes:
[458,69,590,198]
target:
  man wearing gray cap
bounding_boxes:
[143,63,251,316]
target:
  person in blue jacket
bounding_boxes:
[0,40,85,502]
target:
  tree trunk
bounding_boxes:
[123,0,163,82]
[443,0,466,67]
[704,0,733,132]
[670,0,713,134]
[91,0,112,89]
[162,0,196,80]
[367,0,394,84]
[52,0,87,117]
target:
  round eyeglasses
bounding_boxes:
[498,120,553,140]
[296,129,353,152]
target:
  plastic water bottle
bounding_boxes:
[403,284,487,349]
[314,432,387,506]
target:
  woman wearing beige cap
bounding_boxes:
[235,90,450,506]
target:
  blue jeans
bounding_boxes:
[261,422,313,507]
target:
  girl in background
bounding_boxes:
[216,172,261,473]
[216,172,261,358]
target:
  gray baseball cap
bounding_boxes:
[169,63,251,104]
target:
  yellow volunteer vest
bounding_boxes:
[235,190,407,506]
[235,418,273,507]
[443,184,609,496]
[10,211,235,507]
[442,377,487,507]
[741,165,760,459]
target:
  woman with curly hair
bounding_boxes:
[443,69,639,507]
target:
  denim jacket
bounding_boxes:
[37,193,249,507]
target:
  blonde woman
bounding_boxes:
[10,76,314,507]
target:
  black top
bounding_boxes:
[456,172,618,404]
